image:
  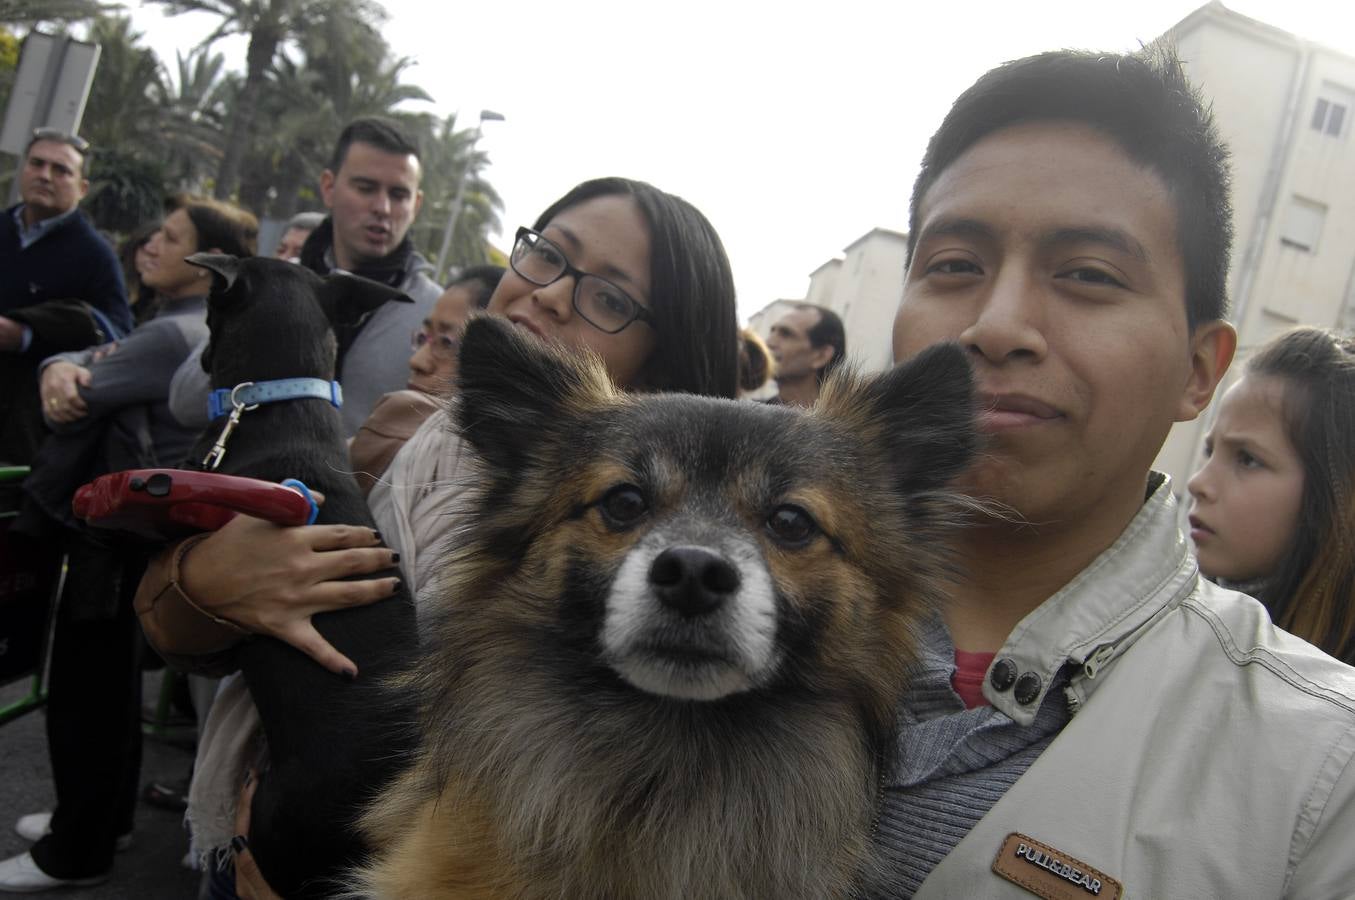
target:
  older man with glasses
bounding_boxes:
[0,129,133,464]
[349,264,504,496]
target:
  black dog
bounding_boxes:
[187,253,417,898]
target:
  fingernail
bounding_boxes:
[343,668,357,681]
[231,835,249,854]
[391,551,401,563]
[390,578,402,595]
[372,529,382,543]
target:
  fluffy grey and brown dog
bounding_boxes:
[357,315,978,899]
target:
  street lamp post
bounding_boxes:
[435,109,504,283]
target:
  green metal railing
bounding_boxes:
[0,465,51,725]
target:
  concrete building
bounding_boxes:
[1153,1,1355,499]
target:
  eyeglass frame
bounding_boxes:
[28,128,91,156]
[509,226,656,334]
[411,326,460,359]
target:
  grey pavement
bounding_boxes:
[0,672,202,899]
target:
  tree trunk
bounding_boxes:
[214,24,280,200]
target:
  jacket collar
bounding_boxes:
[983,475,1199,725]
[11,203,79,249]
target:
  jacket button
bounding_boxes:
[989,658,1017,691]
[1014,672,1043,705]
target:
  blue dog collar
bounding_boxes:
[208,378,343,420]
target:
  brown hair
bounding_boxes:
[737,328,773,395]
[1248,327,1355,664]
[168,193,259,258]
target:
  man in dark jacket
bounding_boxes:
[0,129,132,463]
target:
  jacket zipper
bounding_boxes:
[1066,643,1118,716]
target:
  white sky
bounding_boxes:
[125,0,1355,324]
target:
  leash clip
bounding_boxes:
[201,382,259,471]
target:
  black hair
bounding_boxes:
[169,193,259,258]
[908,47,1233,329]
[795,302,846,383]
[1246,327,1355,664]
[532,177,739,398]
[451,265,505,309]
[118,218,163,322]
[25,130,89,176]
[328,117,421,174]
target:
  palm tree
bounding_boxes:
[78,15,165,152]
[73,16,170,233]
[157,46,234,191]
[233,34,431,220]
[148,0,386,200]
[0,0,114,24]
[415,112,503,271]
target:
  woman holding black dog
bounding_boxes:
[134,177,740,897]
[0,195,258,894]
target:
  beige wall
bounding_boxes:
[829,230,909,373]
[805,259,841,308]
[1155,6,1355,504]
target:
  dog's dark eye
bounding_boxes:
[766,505,818,548]
[598,484,648,530]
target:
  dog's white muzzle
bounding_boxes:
[601,530,779,701]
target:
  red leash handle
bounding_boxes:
[73,468,316,541]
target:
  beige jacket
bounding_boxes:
[916,479,1355,900]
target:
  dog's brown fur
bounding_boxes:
[355,317,977,899]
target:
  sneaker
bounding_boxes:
[141,778,190,813]
[0,851,111,892]
[13,813,133,852]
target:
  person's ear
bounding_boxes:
[77,177,90,200]
[412,188,424,219]
[1176,319,1237,422]
[319,169,337,208]
[809,343,836,373]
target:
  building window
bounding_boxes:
[1311,84,1353,138]
[1279,196,1327,253]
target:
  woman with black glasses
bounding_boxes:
[133,177,740,898]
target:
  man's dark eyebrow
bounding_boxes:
[1044,226,1150,263]
[914,217,997,246]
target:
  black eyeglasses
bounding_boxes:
[31,128,90,155]
[411,327,459,359]
[509,227,655,334]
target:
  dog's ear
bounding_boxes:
[818,343,978,496]
[456,315,617,475]
[186,253,240,293]
[200,305,218,376]
[316,272,412,369]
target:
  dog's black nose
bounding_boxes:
[649,546,740,617]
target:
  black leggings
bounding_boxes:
[29,534,145,880]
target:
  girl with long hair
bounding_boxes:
[1188,326,1355,664]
